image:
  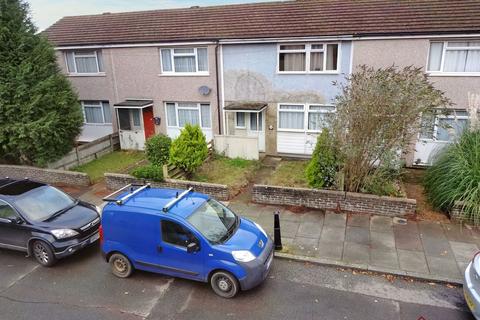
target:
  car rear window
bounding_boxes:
[12,186,75,222]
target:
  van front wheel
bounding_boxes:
[210,271,239,298]
[109,253,133,278]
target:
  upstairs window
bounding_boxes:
[278,43,339,73]
[160,48,208,74]
[82,101,111,124]
[427,41,480,74]
[65,50,104,74]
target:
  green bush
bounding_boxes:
[361,150,404,197]
[145,134,171,166]
[169,124,208,175]
[306,129,338,189]
[131,164,164,182]
[424,130,480,224]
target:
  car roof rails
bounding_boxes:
[103,183,151,205]
[162,187,193,213]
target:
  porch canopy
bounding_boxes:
[224,102,267,113]
[114,99,153,109]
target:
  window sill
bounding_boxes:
[276,71,340,75]
[427,72,480,77]
[84,123,112,126]
[158,73,210,77]
[68,73,106,77]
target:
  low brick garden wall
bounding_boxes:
[253,184,416,217]
[105,173,229,201]
[0,164,90,186]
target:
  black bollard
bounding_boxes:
[274,210,282,251]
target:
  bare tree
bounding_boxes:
[332,65,451,193]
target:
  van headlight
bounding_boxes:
[51,229,79,239]
[254,222,267,238]
[232,250,256,262]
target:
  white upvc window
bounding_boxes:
[81,101,111,124]
[419,110,469,142]
[65,50,104,74]
[235,112,246,128]
[165,102,211,128]
[278,103,335,132]
[278,43,339,73]
[160,47,208,75]
[427,41,480,75]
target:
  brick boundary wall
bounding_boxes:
[0,165,90,186]
[252,184,416,217]
[105,173,230,201]
[450,201,474,224]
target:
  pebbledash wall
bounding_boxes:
[0,165,90,186]
[252,184,416,217]
[105,173,229,201]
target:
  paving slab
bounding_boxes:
[449,241,479,263]
[393,220,419,234]
[370,216,393,232]
[317,240,344,260]
[421,235,454,258]
[345,226,370,245]
[426,255,461,279]
[343,242,369,264]
[370,231,395,249]
[290,237,319,257]
[370,248,400,269]
[301,210,325,223]
[324,212,347,227]
[279,209,303,222]
[297,221,323,239]
[443,223,477,243]
[397,249,429,274]
[418,221,446,239]
[394,228,424,251]
[347,214,370,228]
[321,226,345,243]
[279,220,300,238]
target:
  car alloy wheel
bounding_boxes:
[32,241,56,267]
[109,253,133,278]
[210,271,239,298]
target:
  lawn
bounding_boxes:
[73,151,146,183]
[192,155,260,193]
[265,160,309,188]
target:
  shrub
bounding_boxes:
[306,129,338,189]
[332,65,451,193]
[131,164,164,182]
[169,124,208,175]
[145,134,171,166]
[424,130,480,224]
[361,150,404,197]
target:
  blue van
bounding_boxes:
[100,184,273,298]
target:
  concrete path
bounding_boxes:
[229,201,480,284]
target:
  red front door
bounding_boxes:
[142,107,155,139]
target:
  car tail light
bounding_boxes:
[99,225,104,244]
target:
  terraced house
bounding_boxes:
[45,0,480,165]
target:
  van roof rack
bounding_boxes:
[103,183,150,205]
[162,187,193,213]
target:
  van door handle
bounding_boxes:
[157,245,163,253]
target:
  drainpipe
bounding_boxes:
[215,41,222,135]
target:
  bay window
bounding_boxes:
[165,102,211,128]
[160,48,208,74]
[427,41,480,74]
[65,50,104,74]
[278,43,339,73]
[278,104,335,131]
[82,101,111,124]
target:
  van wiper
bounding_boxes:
[218,215,239,244]
[43,201,78,222]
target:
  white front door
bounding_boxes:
[413,111,469,165]
[246,112,265,152]
[117,108,146,150]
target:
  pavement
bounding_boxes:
[228,201,480,284]
[67,182,479,284]
[0,246,473,320]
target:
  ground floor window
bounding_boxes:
[165,102,211,129]
[235,112,246,128]
[419,110,469,142]
[81,101,111,124]
[278,103,335,132]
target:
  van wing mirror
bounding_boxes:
[187,242,199,253]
